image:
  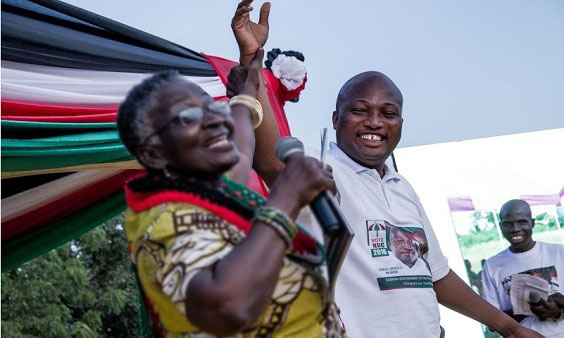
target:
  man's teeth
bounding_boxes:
[361,134,382,141]
[512,235,524,241]
[208,135,228,148]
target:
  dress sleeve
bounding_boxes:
[147,204,239,314]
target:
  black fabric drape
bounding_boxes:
[1,0,217,76]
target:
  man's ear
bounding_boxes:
[531,218,535,228]
[136,145,168,171]
[332,111,339,130]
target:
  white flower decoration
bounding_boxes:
[270,54,307,91]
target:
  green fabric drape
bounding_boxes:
[3,130,121,147]
[1,120,116,130]
[135,271,156,338]
[2,130,132,171]
[2,153,132,171]
[1,192,126,272]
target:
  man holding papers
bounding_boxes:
[483,199,564,337]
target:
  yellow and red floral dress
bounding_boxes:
[125,174,345,337]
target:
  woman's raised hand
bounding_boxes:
[231,0,271,67]
[227,48,264,99]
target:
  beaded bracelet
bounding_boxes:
[253,206,297,250]
[229,94,263,129]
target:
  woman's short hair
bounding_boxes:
[117,70,180,156]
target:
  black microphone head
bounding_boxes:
[275,136,304,162]
[529,291,541,303]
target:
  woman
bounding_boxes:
[117,7,345,338]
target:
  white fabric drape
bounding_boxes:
[1,61,226,104]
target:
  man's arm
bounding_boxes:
[229,49,263,184]
[231,0,284,187]
[434,270,543,337]
[251,80,284,186]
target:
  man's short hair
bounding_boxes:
[388,226,410,246]
[499,199,532,220]
[335,71,403,112]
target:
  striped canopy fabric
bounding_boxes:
[1,0,294,272]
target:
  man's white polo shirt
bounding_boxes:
[308,142,450,338]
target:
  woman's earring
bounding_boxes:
[163,167,171,178]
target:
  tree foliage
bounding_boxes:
[1,214,140,337]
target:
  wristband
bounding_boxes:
[229,94,263,129]
[253,206,297,251]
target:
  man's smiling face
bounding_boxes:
[499,200,536,253]
[333,72,403,175]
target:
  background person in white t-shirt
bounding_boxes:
[482,199,564,337]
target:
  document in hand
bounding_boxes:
[510,273,550,316]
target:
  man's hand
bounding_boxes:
[530,294,562,321]
[226,48,264,100]
[231,0,270,67]
[226,65,247,99]
[432,270,544,337]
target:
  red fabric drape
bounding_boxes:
[2,170,141,241]
[1,100,118,122]
[202,54,295,197]
[2,100,118,116]
[1,114,118,122]
[201,54,292,138]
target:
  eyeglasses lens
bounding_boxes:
[177,107,204,126]
[208,101,231,116]
[177,101,231,126]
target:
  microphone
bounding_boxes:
[275,136,340,234]
[529,291,542,306]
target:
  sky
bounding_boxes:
[65,0,564,148]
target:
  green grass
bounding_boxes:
[459,238,505,273]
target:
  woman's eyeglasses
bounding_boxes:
[138,101,231,147]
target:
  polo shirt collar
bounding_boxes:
[329,142,401,182]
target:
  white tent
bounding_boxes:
[395,128,564,337]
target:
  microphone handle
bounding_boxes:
[311,192,340,234]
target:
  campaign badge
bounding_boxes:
[366,220,389,257]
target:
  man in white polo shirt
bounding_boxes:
[265,71,543,337]
[245,68,543,337]
[299,71,540,337]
